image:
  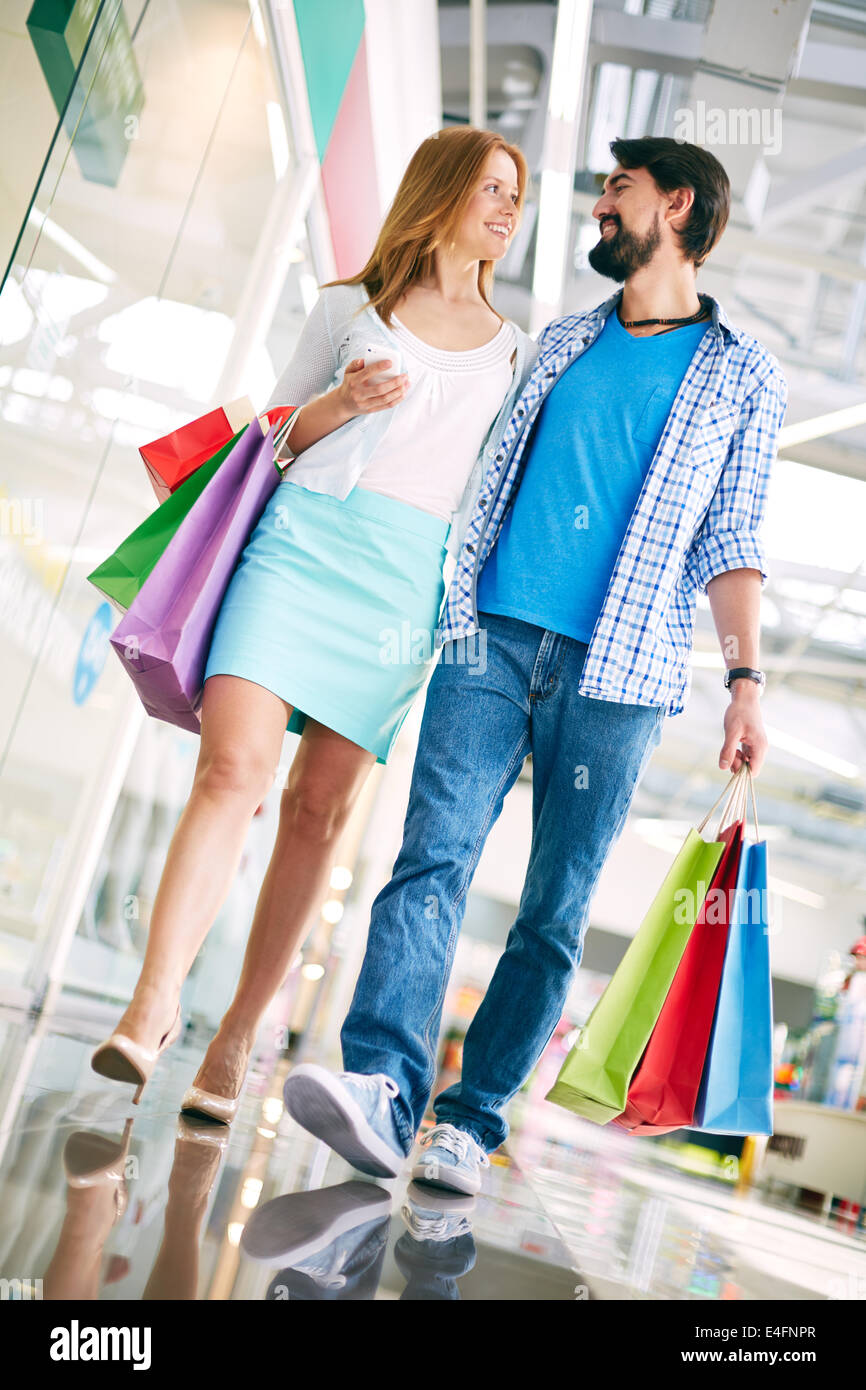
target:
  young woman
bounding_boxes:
[91,127,538,1120]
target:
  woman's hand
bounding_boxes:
[279,360,410,458]
[337,358,410,418]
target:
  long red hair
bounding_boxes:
[323,126,527,325]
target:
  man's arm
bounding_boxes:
[686,366,788,778]
[707,567,766,775]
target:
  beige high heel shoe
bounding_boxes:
[62,1117,134,1222]
[179,1083,241,1126]
[91,1006,182,1104]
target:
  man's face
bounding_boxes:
[587,165,664,281]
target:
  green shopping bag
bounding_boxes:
[87,431,245,613]
[545,772,745,1124]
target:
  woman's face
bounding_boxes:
[454,149,521,262]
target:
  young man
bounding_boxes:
[283,137,787,1195]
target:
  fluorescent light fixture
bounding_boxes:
[226,1223,244,1247]
[767,875,825,909]
[762,724,860,780]
[27,207,116,283]
[11,368,73,401]
[534,168,572,307]
[261,1097,283,1125]
[778,401,866,450]
[248,0,267,47]
[241,1178,263,1209]
[548,0,592,123]
[532,0,592,326]
[266,101,289,181]
[89,386,185,434]
[98,297,233,401]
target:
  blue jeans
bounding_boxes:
[340,612,665,1153]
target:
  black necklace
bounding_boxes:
[618,296,708,329]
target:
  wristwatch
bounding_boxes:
[724,666,765,692]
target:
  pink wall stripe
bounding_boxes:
[320,35,381,279]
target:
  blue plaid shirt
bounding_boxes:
[436,288,787,716]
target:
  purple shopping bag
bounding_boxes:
[110,418,283,733]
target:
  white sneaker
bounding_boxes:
[411,1123,490,1195]
[282,1063,406,1178]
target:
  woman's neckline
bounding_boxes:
[389,311,511,356]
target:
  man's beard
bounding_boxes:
[587,213,661,281]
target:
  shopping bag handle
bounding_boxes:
[697,762,761,842]
[271,410,299,475]
[721,763,751,834]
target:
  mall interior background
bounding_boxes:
[1,0,866,1299]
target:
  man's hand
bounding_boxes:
[719,685,767,776]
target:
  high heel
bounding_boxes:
[63,1117,134,1223]
[179,1083,241,1126]
[91,1006,182,1104]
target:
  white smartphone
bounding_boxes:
[363,344,403,379]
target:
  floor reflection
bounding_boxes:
[1,1006,864,1302]
[0,1009,577,1300]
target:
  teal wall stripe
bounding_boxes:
[293,0,365,163]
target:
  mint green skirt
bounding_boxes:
[204,480,449,764]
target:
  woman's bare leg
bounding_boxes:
[111,675,292,1051]
[190,719,376,1099]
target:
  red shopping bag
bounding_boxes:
[612,817,745,1135]
[141,400,297,501]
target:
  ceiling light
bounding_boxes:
[262,1097,283,1125]
[767,876,825,909]
[266,101,289,181]
[241,1177,263,1209]
[762,724,860,780]
[777,401,866,450]
[548,0,592,124]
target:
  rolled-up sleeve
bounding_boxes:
[689,368,787,593]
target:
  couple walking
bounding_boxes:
[92,128,786,1195]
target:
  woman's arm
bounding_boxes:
[285,357,409,457]
[264,291,408,460]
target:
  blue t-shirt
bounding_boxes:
[477,310,711,643]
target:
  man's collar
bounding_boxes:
[590,286,742,344]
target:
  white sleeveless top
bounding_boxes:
[357,314,517,522]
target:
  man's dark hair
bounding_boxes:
[608,136,730,267]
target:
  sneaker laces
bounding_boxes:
[341,1072,399,1100]
[401,1204,473,1242]
[421,1125,490,1167]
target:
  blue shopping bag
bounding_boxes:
[693,838,774,1136]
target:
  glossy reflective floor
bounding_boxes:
[1,1005,864,1301]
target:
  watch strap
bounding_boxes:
[725,666,765,689]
